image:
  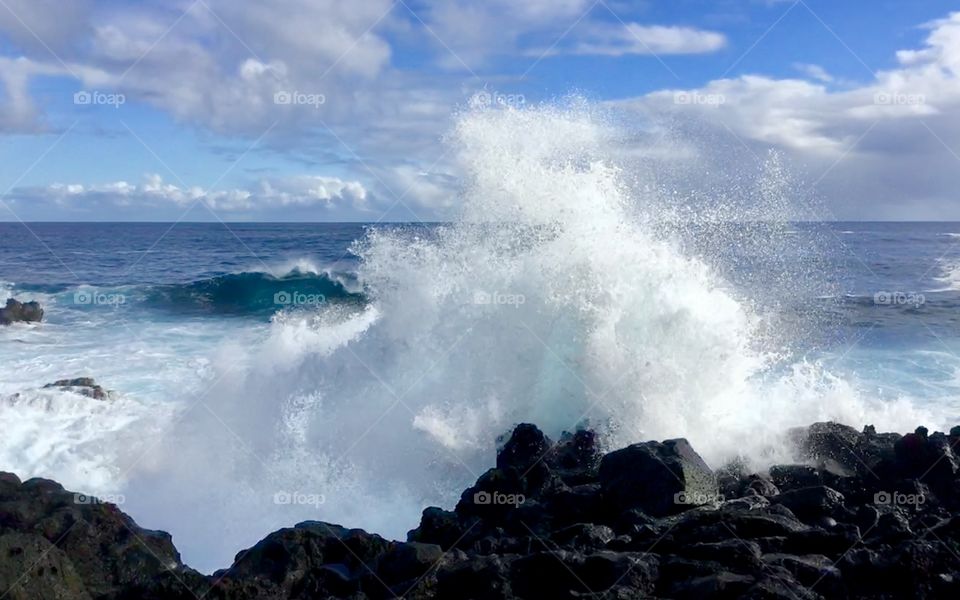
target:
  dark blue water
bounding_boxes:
[0,223,391,317]
[3,221,960,328]
[4,220,960,409]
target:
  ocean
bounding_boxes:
[3,111,960,573]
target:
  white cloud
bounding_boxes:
[559,23,727,57]
[7,174,372,220]
[792,63,833,83]
[625,11,960,219]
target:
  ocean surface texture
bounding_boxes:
[2,219,960,571]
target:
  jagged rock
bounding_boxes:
[768,464,822,492]
[408,507,472,550]
[220,520,390,597]
[666,572,756,599]
[42,377,110,400]
[543,483,604,527]
[3,421,960,599]
[376,541,445,584]
[675,539,762,571]
[550,523,614,549]
[763,553,844,597]
[893,427,960,499]
[0,533,92,600]
[771,485,847,523]
[599,438,717,516]
[545,429,602,485]
[436,555,512,599]
[0,298,43,325]
[0,472,193,599]
[496,423,552,473]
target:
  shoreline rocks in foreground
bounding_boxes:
[2,422,960,599]
[0,298,43,325]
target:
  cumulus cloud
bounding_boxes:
[551,23,727,57]
[5,174,372,220]
[626,11,960,219]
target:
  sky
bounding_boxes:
[0,0,959,221]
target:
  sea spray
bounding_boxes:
[15,100,938,572]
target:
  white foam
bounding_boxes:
[0,100,942,573]
[931,258,960,291]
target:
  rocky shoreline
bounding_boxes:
[2,421,960,599]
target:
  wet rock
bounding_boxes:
[4,421,960,599]
[436,555,512,600]
[673,538,763,572]
[763,553,843,597]
[543,483,604,527]
[496,423,552,473]
[0,298,43,325]
[768,464,821,491]
[599,438,717,516]
[220,520,390,597]
[771,485,847,523]
[893,427,960,498]
[42,377,110,400]
[376,541,445,584]
[666,572,756,599]
[0,533,91,600]
[0,474,192,599]
[550,523,614,549]
[545,429,601,485]
[408,507,471,550]
[791,421,864,476]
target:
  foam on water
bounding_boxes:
[932,258,960,291]
[0,100,943,572]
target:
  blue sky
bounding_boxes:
[1,0,959,221]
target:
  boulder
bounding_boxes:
[376,541,445,587]
[771,485,847,523]
[599,438,717,516]
[221,520,390,596]
[43,377,110,400]
[0,533,92,600]
[496,423,552,473]
[0,298,43,325]
[0,474,193,599]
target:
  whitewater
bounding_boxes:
[0,101,948,572]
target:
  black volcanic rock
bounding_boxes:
[0,472,199,600]
[0,298,43,325]
[5,421,960,599]
[43,377,110,400]
[599,438,718,516]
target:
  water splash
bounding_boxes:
[9,99,938,572]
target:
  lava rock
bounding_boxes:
[599,438,717,517]
[0,298,43,325]
[0,532,91,600]
[42,377,110,400]
[771,485,847,523]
